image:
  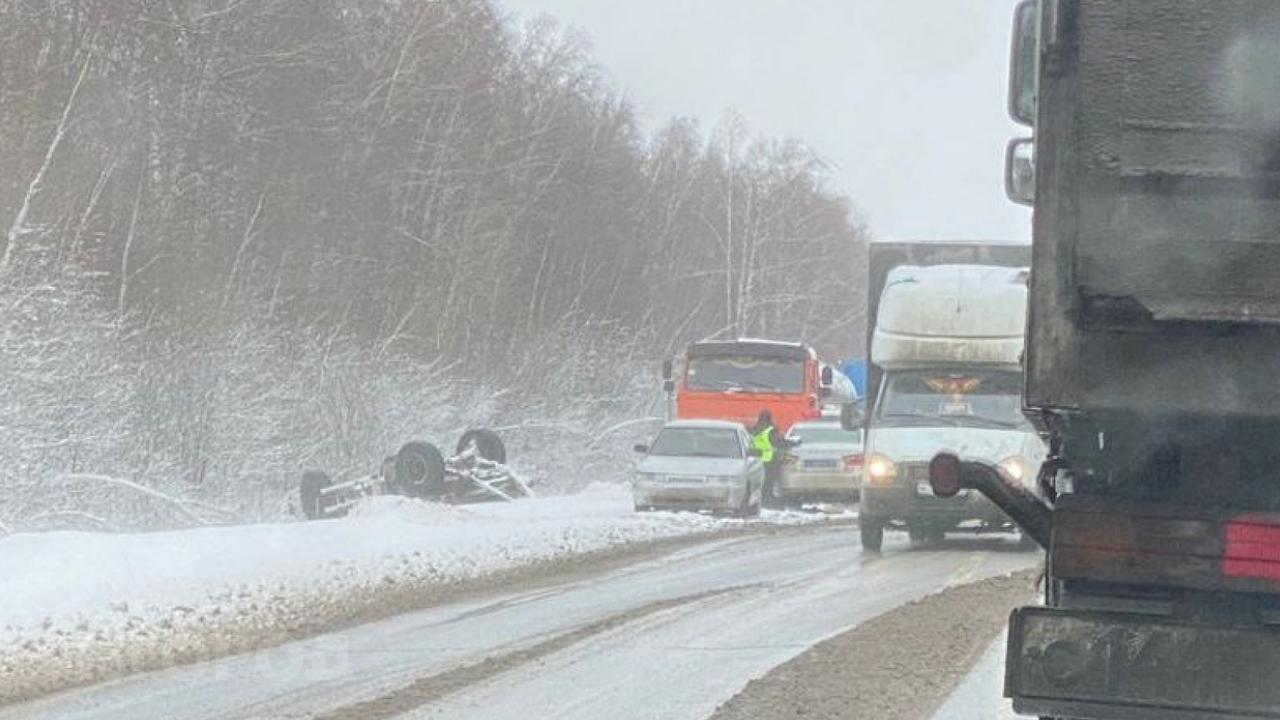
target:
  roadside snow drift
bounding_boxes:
[0,485,829,704]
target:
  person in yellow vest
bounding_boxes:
[751,409,796,509]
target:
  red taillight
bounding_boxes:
[843,454,864,471]
[1224,514,1280,581]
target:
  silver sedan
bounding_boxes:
[779,421,863,504]
[632,420,765,517]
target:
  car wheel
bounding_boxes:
[860,517,884,552]
[735,488,753,519]
[455,428,506,464]
[394,441,446,499]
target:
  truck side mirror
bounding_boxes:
[661,359,673,381]
[821,366,834,387]
[1006,138,1035,206]
[1009,0,1039,126]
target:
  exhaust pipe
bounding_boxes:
[928,453,1052,549]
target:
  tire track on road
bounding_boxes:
[311,585,762,720]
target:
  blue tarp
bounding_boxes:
[840,359,867,399]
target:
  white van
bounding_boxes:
[857,264,1046,550]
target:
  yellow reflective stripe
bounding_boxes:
[753,426,775,462]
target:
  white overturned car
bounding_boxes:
[632,420,765,517]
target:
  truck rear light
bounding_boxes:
[1224,514,1280,582]
[1046,496,1280,594]
[843,454,864,471]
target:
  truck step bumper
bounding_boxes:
[1009,606,1280,719]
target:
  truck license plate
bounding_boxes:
[916,482,933,497]
[1008,606,1280,719]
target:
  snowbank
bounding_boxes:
[0,485,833,703]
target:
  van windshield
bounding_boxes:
[877,369,1030,430]
[686,357,805,394]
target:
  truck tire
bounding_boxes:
[300,470,332,520]
[395,441,447,498]
[456,428,506,464]
[860,517,885,552]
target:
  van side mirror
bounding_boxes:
[634,444,649,454]
[841,404,865,431]
[1005,138,1035,206]
[1009,0,1039,126]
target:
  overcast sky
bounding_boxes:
[497,0,1032,242]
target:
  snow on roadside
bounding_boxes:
[0,484,832,704]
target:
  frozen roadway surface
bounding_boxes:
[931,635,1018,720]
[0,527,1035,720]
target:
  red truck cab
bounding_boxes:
[665,339,826,434]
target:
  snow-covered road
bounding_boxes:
[930,635,1018,720]
[0,485,756,632]
[0,485,835,704]
[1,528,1034,720]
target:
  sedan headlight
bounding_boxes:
[998,456,1026,483]
[865,453,897,486]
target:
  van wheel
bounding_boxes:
[860,518,884,552]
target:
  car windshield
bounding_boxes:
[877,369,1030,429]
[790,426,861,445]
[649,428,743,459]
[686,357,805,394]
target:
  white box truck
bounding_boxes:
[856,263,1045,551]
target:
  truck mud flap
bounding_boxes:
[1008,606,1280,720]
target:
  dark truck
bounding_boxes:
[929,2,1280,718]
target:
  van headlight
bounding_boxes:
[998,456,1026,483]
[865,454,897,486]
